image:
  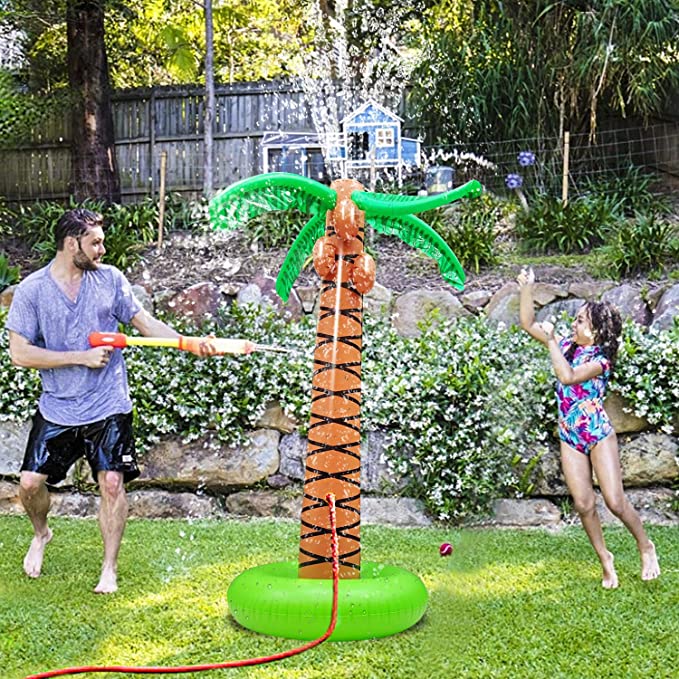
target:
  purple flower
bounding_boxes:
[518,150,536,167]
[505,173,523,189]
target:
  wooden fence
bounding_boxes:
[1,80,677,204]
[0,82,417,204]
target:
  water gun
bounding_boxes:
[88,332,294,355]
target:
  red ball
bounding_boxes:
[439,542,453,557]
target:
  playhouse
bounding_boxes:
[261,100,420,185]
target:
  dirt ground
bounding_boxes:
[125,229,603,296]
[2,227,661,296]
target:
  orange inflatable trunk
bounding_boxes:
[298,179,375,579]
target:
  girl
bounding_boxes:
[517,267,660,588]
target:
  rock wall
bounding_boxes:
[1,272,678,528]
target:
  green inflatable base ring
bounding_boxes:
[227,561,428,641]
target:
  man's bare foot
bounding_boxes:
[601,551,618,589]
[94,567,118,594]
[23,528,53,578]
[640,541,660,581]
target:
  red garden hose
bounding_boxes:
[24,494,340,678]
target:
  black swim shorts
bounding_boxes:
[21,411,140,485]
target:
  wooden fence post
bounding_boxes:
[562,131,570,207]
[158,150,167,247]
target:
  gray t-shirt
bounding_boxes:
[6,263,142,426]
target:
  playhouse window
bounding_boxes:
[375,128,394,147]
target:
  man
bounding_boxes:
[6,208,215,594]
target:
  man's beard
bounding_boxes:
[73,246,98,271]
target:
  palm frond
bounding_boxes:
[209,173,337,231]
[275,214,327,302]
[366,213,466,290]
[351,180,482,217]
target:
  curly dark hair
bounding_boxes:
[565,301,623,372]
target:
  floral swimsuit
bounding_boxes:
[556,338,612,455]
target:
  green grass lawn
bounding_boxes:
[1,516,677,679]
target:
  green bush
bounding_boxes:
[601,214,679,278]
[2,304,677,522]
[6,198,164,271]
[162,192,210,232]
[426,193,502,273]
[0,252,20,290]
[515,194,620,254]
[242,209,309,250]
[581,165,671,217]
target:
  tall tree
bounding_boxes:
[203,0,214,197]
[66,0,120,202]
[412,0,679,145]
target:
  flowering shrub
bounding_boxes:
[613,319,679,432]
[362,313,555,519]
[1,305,677,521]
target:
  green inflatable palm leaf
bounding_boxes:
[210,172,337,230]
[351,180,482,217]
[367,213,466,289]
[275,214,327,302]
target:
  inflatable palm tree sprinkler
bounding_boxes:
[210,173,482,641]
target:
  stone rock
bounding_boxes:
[0,419,31,477]
[279,432,307,481]
[131,284,154,315]
[127,489,220,519]
[219,281,243,297]
[393,289,470,337]
[267,473,292,489]
[362,431,406,493]
[224,489,300,518]
[533,444,568,496]
[490,498,562,527]
[604,392,649,434]
[254,401,299,434]
[163,282,222,321]
[0,480,22,514]
[568,488,678,527]
[460,289,491,312]
[484,282,519,328]
[602,284,651,326]
[293,285,319,316]
[136,429,280,490]
[364,283,393,319]
[616,433,678,486]
[253,274,304,320]
[533,282,568,306]
[535,433,678,494]
[646,284,670,312]
[650,283,679,331]
[236,283,262,306]
[49,492,99,517]
[362,496,432,526]
[568,281,614,300]
[536,298,586,323]
[0,284,17,308]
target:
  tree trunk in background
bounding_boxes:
[203,0,215,197]
[66,0,120,203]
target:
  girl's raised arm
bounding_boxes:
[517,268,552,346]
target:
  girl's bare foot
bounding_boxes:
[23,528,53,578]
[640,541,660,581]
[94,567,118,594]
[601,550,618,589]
